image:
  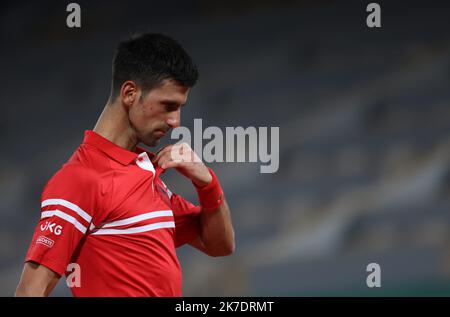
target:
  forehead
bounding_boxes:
[144,79,190,104]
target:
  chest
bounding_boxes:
[105,166,173,225]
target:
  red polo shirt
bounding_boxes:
[25,130,202,296]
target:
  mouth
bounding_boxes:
[154,129,167,137]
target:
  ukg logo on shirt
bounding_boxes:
[40,221,63,235]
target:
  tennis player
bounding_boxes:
[15,33,235,296]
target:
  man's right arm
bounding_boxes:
[18,164,100,296]
[15,262,60,297]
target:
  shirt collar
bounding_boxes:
[83,130,155,166]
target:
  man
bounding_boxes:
[15,33,235,296]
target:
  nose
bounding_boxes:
[166,108,181,129]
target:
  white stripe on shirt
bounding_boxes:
[101,210,173,228]
[41,210,88,234]
[42,199,92,223]
[92,221,175,235]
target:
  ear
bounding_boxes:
[120,81,140,108]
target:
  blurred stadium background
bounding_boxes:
[1,0,450,296]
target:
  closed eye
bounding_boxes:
[164,101,184,112]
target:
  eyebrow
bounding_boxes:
[161,99,186,107]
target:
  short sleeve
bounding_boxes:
[25,165,99,276]
[171,193,201,248]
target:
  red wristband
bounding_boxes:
[194,168,224,210]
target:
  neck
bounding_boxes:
[93,100,138,151]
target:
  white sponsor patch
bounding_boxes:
[36,236,55,248]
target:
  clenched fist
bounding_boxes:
[152,142,212,187]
